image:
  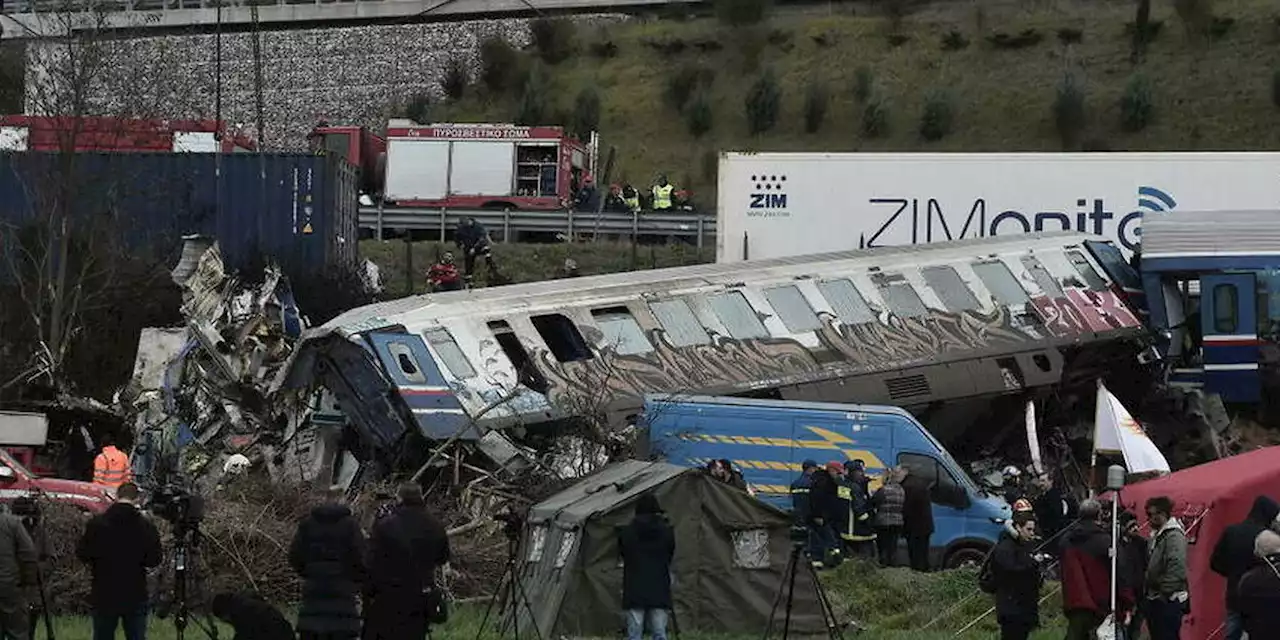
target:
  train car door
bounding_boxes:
[1200,274,1260,403]
[365,331,476,440]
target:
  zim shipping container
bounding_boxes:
[0,152,358,280]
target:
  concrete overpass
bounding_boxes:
[0,0,694,38]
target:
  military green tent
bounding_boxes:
[509,460,826,637]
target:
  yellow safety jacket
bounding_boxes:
[652,184,674,210]
[623,195,641,212]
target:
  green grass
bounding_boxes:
[436,0,1280,209]
[360,239,713,297]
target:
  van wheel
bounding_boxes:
[944,547,987,570]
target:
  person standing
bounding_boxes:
[871,467,906,567]
[454,217,497,280]
[76,482,162,640]
[1059,499,1119,640]
[651,175,674,211]
[901,468,934,572]
[289,486,367,640]
[617,494,675,640]
[809,463,842,568]
[0,506,36,640]
[992,513,1043,640]
[790,460,822,565]
[1210,496,1279,640]
[1144,496,1189,640]
[843,461,877,559]
[363,484,450,640]
[1118,510,1149,640]
[1237,529,1280,638]
[92,433,132,490]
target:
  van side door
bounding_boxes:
[896,451,971,553]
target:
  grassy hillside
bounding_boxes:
[434,0,1280,207]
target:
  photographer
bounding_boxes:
[0,504,36,640]
[363,484,450,640]
[991,512,1043,640]
[289,486,366,640]
[617,494,675,640]
[77,482,162,640]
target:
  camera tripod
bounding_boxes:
[474,527,542,640]
[762,542,844,640]
[19,514,54,640]
[166,523,220,640]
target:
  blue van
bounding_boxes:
[640,394,1011,569]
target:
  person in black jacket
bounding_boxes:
[809,464,842,568]
[901,469,935,572]
[211,592,295,640]
[1210,495,1280,640]
[618,494,675,640]
[363,484,451,640]
[992,513,1043,640]
[454,217,497,280]
[1238,529,1280,639]
[289,486,367,640]
[1118,510,1149,640]
[76,482,162,640]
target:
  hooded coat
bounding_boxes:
[289,503,367,636]
[363,504,451,640]
[1060,521,1125,614]
[617,498,676,610]
[76,502,162,615]
[1210,496,1280,610]
[1237,551,1280,637]
[991,528,1042,626]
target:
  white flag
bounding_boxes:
[1025,400,1044,475]
[1093,381,1171,474]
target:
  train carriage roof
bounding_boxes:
[322,231,1106,334]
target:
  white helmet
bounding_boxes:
[223,454,252,475]
[1002,465,1022,478]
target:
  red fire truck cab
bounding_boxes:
[0,115,257,153]
[0,411,112,514]
[310,120,591,211]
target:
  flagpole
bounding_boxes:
[1089,379,1103,498]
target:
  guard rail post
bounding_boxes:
[375,199,385,242]
[502,209,511,243]
[696,215,705,251]
[438,207,447,244]
[567,208,575,240]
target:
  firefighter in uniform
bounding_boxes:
[91,433,132,490]
[651,175,674,211]
[621,184,641,213]
[790,460,820,563]
[841,460,878,559]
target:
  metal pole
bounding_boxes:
[1111,489,1120,640]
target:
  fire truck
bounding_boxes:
[309,120,594,211]
[0,115,257,153]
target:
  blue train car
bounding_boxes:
[641,394,1010,569]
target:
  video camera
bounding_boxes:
[493,508,524,541]
[148,484,206,530]
[789,525,808,545]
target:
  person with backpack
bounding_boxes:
[985,512,1043,640]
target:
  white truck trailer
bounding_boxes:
[716,152,1280,263]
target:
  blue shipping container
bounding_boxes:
[0,152,358,280]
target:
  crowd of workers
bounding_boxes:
[572,174,694,214]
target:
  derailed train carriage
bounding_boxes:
[275,231,1153,471]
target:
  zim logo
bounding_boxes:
[749,174,788,209]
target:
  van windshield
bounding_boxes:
[937,449,981,494]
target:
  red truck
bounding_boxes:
[0,115,257,153]
[309,120,593,211]
[0,411,113,514]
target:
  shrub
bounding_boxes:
[480,37,521,94]
[887,34,911,47]
[516,64,550,126]
[919,89,955,141]
[588,38,619,58]
[1053,72,1086,149]
[530,18,576,64]
[986,29,1044,50]
[405,93,431,124]
[1273,69,1280,108]
[744,69,782,135]
[641,35,687,56]
[862,94,890,138]
[884,0,912,32]
[803,79,829,134]
[1057,27,1084,44]
[440,57,467,100]
[716,0,771,27]
[1208,16,1235,40]
[1173,0,1214,39]
[571,86,601,139]
[666,63,713,112]
[687,91,714,137]
[854,66,875,104]
[941,30,969,51]
[1119,74,1154,132]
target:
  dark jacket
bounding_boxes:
[455,222,488,251]
[1060,521,1125,614]
[211,592,295,640]
[76,502,162,615]
[618,512,676,610]
[992,529,1042,626]
[289,503,367,635]
[872,481,906,528]
[0,514,36,597]
[809,470,841,524]
[1119,533,1149,604]
[1211,496,1280,610]
[1032,485,1077,543]
[790,471,813,523]
[364,504,450,640]
[902,476,935,536]
[1237,553,1280,638]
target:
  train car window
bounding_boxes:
[386,342,427,384]
[708,291,769,340]
[817,279,875,325]
[763,285,822,333]
[424,328,477,379]
[875,274,928,319]
[1085,240,1141,291]
[1020,255,1064,299]
[531,314,594,362]
[487,320,549,393]
[972,261,1030,306]
[1213,285,1239,334]
[921,266,979,312]
[1066,250,1108,291]
[649,299,711,347]
[591,307,654,355]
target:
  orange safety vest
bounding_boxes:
[92,446,132,488]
